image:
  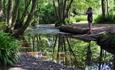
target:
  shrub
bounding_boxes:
[0,32,20,65]
[94,15,115,24]
[38,3,56,24]
[65,15,87,24]
[65,16,76,24]
[75,15,87,22]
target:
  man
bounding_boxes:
[86,7,93,34]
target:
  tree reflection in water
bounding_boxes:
[24,27,113,70]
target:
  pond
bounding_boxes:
[23,24,114,70]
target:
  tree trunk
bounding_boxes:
[114,0,115,10]
[106,0,109,15]
[7,0,14,28]
[0,0,3,17]
[53,0,73,27]
[101,0,106,18]
[20,0,31,23]
[101,0,109,18]
[3,0,38,38]
[86,42,92,65]
[12,0,37,38]
[12,0,20,29]
[2,0,6,19]
[113,55,115,70]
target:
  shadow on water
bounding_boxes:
[22,24,114,70]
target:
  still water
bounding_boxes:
[24,24,114,70]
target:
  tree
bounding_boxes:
[101,0,109,18]
[53,0,74,26]
[114,0,115,10]
[37,0,56,24]
[101,0,106,18]
[0,0,3,17]
[4,0,37,38]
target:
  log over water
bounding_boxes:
[58,25,115,54]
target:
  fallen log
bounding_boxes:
[58,25,115,54]
[58,26,89,34]
[96,33,115,54]
[71,32,115,54]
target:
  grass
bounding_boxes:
[66,14,115,24]
[65,15,98,24]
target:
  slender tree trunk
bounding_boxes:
[12,0,37,37]
[12,0,20,29]
[21,0,31,23]
[86,42,92,65]
[3,0,38,38]
[53,0,59,21]
[98,48,103,70]
[114,0,115,10]
[0,0,3,17]
[53,0,73,26]
[3,0,6,19]
[113,55,115,70]
[101,0,108,17]
[7,0,14,28]
[106,0,109,15]
[63,0,67,21]
[101,0,106,18]
[66,0,73,17]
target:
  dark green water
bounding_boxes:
[23,25,114,70]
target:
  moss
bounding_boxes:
[97,33,115,54]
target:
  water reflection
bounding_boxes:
[24,25,113,70]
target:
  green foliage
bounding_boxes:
[65,16,77,24]
[0,22,7,30]
[0,32,20,65]
[75,15,87,22]
[38,3,56,24]
[94,15,115,24]
[24,33,113,69]
[65,15,87,24]
[70,40,112,69]
[71,0,100,15]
